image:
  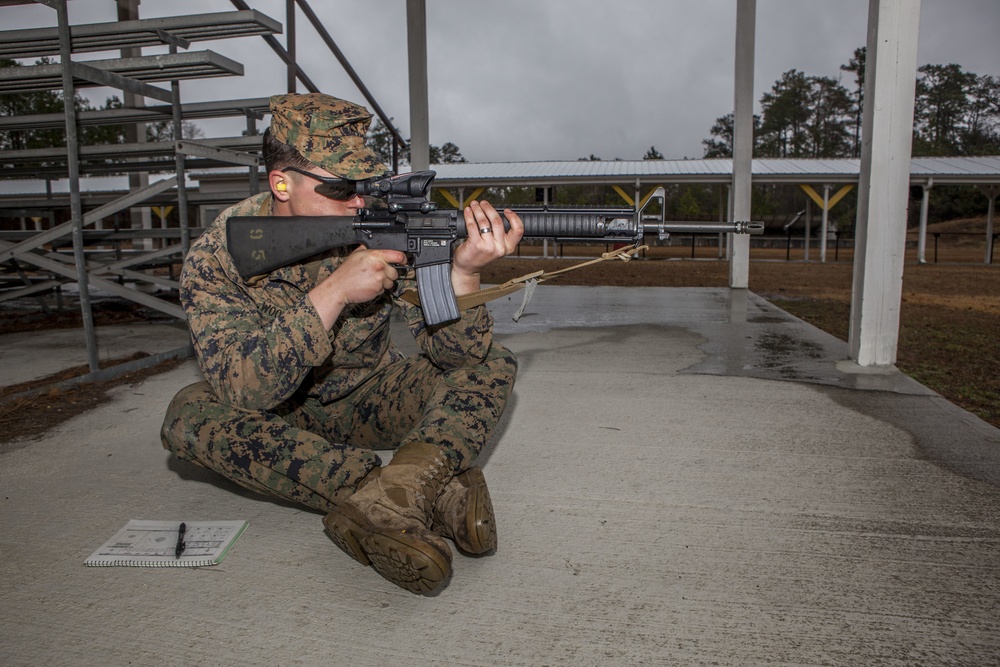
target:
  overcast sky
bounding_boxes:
[4,0,999,163]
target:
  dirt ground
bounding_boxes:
[484,243,1000,312]
[2,227,999,441]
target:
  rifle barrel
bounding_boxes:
[477,209,763,241]
[641,220,765,235]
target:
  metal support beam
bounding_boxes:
[0,278,64,304]
[245,114,261,194]
[293,0,407,164]
[729,0,755,288]
[819,184,831,262]
[51,0,99,372]
[718,185,727,259]
[70,61,172,103]
[169,47,191,256]
[980,184,998,265]
[93,243,183,273]
[3,344,194,403]
[85,177,179,226]
[917,179,932,263]
[0,51,244,94]
[117,0,153,254]
[407,0,430,172]
[285,0,296,93]
[227,0,319,93]
[0,177,177,264]
[848,0,921,367]
[2,135,262,167]
[176,140,258,167]
[0,98,271,132]
[0,9,280,58]
[0,239,186,319]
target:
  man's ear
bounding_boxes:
[268,170,290,201]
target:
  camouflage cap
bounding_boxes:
[269,93,387,180]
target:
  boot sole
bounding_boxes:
[323,505,452,594]
[431,468,499,555]
[460,467,498,555]
[322,509,370,566]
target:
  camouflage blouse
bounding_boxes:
[181,192,494,410]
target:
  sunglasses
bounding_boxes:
[280,166,359,200]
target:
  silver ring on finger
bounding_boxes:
[480,227,492,235]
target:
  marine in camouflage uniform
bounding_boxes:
[160,93,523,594]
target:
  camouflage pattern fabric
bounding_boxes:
[269,93,387,180]
[160,192,517,512]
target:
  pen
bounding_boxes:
[175,522,186,559]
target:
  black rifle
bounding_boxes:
[227,170,763,326]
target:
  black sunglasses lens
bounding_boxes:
[314,180,357,200]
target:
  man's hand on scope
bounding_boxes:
[452,200,525,297]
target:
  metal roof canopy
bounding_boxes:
[428,157,1000,188]
[0,9,281,59]
[6,154,999,198]
[0,97,270,131]
[0,50,245,94]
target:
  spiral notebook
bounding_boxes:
[85,519,248,568]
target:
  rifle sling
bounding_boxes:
[398,244,648,313]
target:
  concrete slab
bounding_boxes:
[1,322,191,387]
[2,286,999,666]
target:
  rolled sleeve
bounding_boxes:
[399,286,494,369]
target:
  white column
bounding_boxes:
[729,0,755,289]
[848,0,922,367]
[804,199,812,261]
[819,184,831,262]
[978,185,997,264]
[917,180,932,264]
[406,0,430,172]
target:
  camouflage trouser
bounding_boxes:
[161,343,517,513]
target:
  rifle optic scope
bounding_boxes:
[357,170,436,198]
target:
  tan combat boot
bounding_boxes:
[323,442,453,594]
[432,467,497,555]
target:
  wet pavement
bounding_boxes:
[2,286,998,666]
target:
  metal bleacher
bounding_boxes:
[0,9,280,57]
[0,3,280,370]
[0,97,271,132]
